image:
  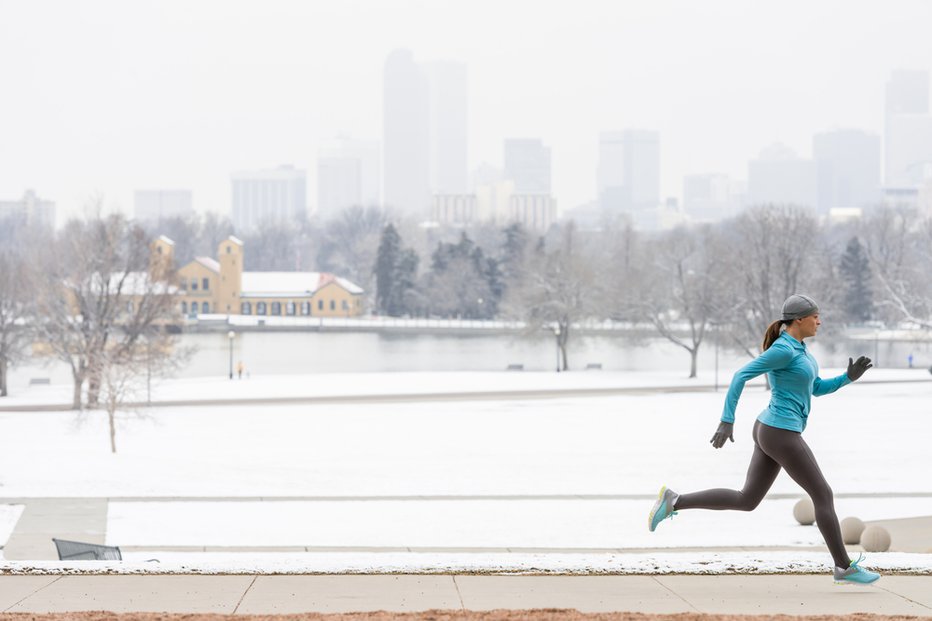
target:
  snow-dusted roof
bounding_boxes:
[157,235,175,246]
[194,257,221,273]
[240,272,363,298]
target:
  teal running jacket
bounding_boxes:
[721,331,850,432]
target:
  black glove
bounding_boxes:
[710,421,734,449]
[846,356,872,382]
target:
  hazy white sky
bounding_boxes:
[1,0,931,222]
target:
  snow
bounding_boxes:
[1,376,930,573]
[2,367,928,409]
[2,551,932,576]
[0,505,24,549]
[105,497,932,549]
[0,380,929,499]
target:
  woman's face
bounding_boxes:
[797,313,821,338]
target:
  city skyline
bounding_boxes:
[2,1,932,223]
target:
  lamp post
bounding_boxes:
[553,323,561,372]
[227,330,235,380]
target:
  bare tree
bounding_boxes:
[505,223,601,370]
[0,251,34,396]
[97,331,189,453]
[720,205,821,358]
[860,209,932,328]
[34,213,183,409]
[317,206,387,296]
[635,225,726,378]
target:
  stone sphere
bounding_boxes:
[793,498,815,525]
[860,525,891,552]
[841,517,866,545]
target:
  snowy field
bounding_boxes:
[0,377,929,499]
[1,374,931,567]
[107,497,932,549]
[2,367,929,409]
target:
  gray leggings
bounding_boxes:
[674,419,850,568]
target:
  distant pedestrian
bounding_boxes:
[648,294,881,585]
[236,360,245,380]
[908,353,914,369]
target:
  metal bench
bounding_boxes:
[585,363,603,370]
[29,378,51,385]
[506,364,524,371]
[52,538,122,561]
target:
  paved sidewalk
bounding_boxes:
[1,574,931,615]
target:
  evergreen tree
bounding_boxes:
[839,236,873,322]
[374,224,401,315]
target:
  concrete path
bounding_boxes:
[1,498,108,561]
[1,574,931,615]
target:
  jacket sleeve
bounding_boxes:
[813,373,851,396]
[721,343,794,423]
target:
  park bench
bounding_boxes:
[52,538,122,561]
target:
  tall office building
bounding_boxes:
[383,50,430,216]
[134,189,194,222]
[424,61,468,195]
[0,189,55,228]
[884,70,932,188]
[383,50,467,217]
[812,129,880,212]
[504,139,551,195]
[231,165,307,232]
[747,144,817,208]
[597,130,660,213]
[316,138,380,220]
[682,174,742,222]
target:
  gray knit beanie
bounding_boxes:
[782,294,819,321]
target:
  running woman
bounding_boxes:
[648,294,880,585]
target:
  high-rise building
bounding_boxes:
[134,189,194,222]
[886,70,929,116]
[424,61,468,195]
[231,165,307,232]
[597,130,660,217]
[504,139,551,195]
[384,50,430,216]
[682,174,743,222]
[383,50,467,217]
[508,194,557,231]
[432,194,478,226]
[747,144,817,208]
[812,129,881,212]
[884,70,932,188]
[316,138,380,220]
[0,189,55,228]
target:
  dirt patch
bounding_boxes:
[0,612,924,621]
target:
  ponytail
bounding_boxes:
[762,319,790,351]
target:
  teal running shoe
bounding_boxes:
[648,485,678,532]
[834,554,881,585]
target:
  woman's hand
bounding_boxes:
[847,356,873,381]
[710,421,734,449]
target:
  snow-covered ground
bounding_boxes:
[0,378,929,498]
[6,551,932,576]
[106,497,932,549]
[0,505,23,546]
[2,367,929,408]
[1,374,930,570]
